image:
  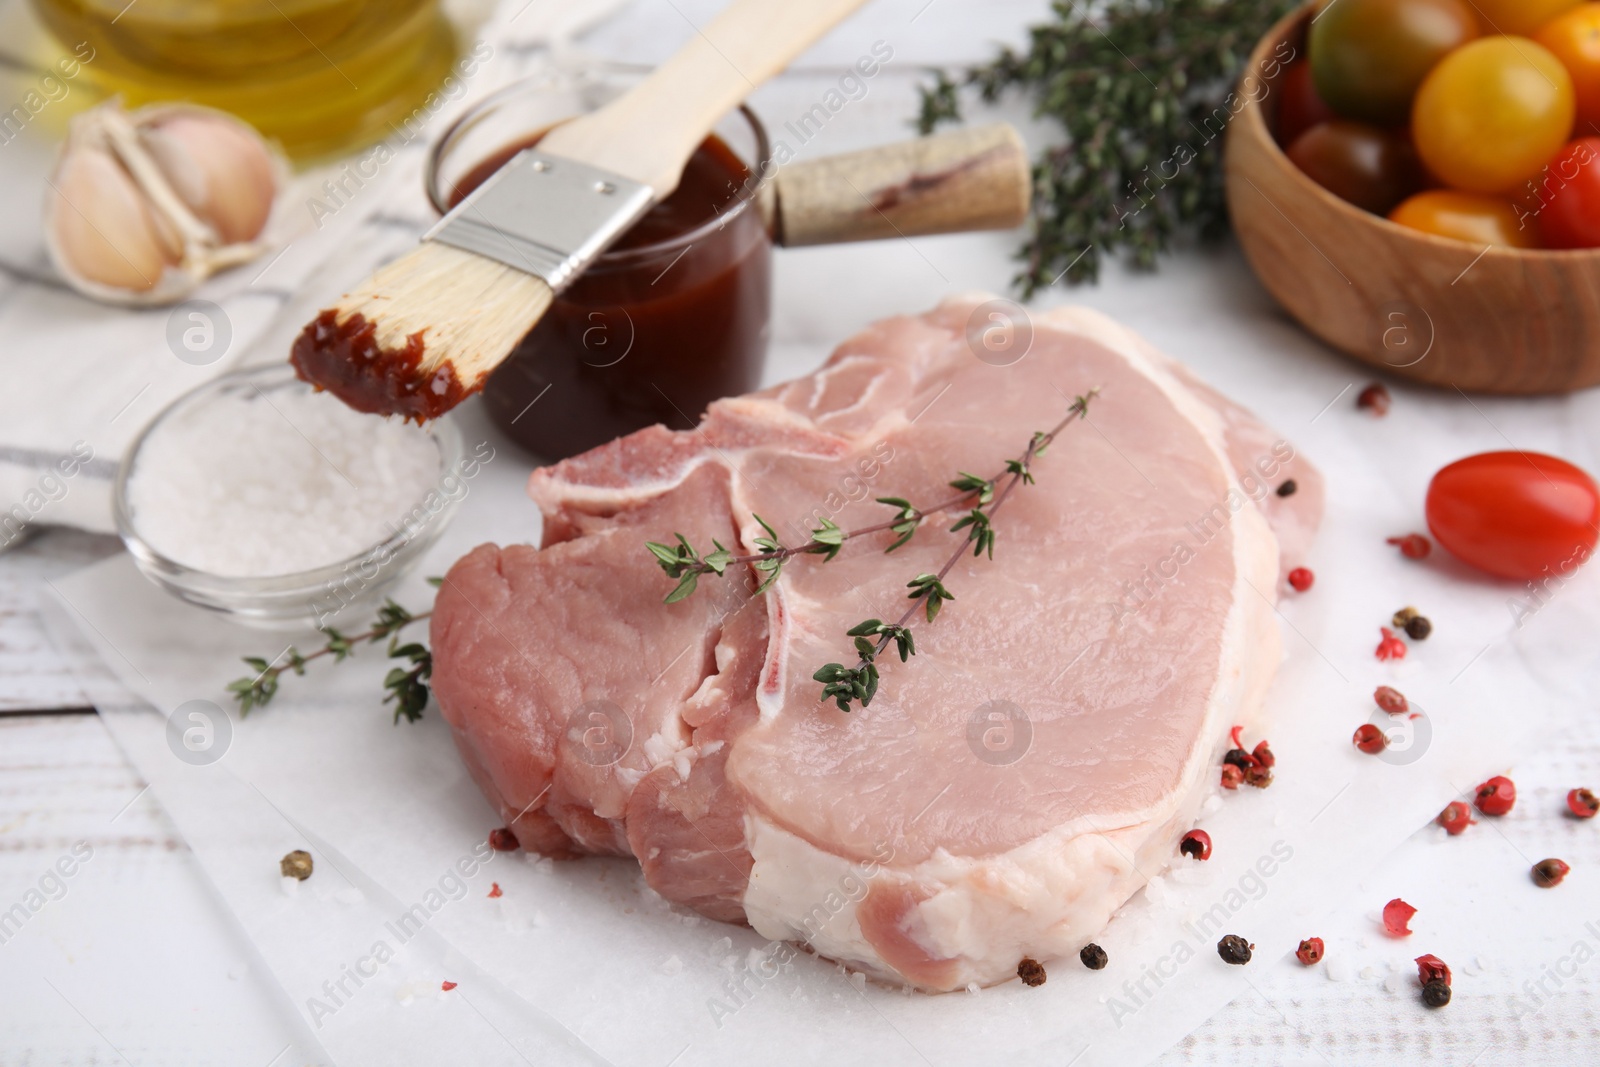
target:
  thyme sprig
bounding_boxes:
[648,389,1100,713]
[226,593,435,723]
[915,0,1297,292]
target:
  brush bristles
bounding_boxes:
[333,242,553,390]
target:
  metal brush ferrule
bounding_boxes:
[423,150,655,292]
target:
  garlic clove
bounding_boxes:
[140,110,277,245]
[47,140,181,293]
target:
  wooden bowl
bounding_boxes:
[1226,5,1600,394]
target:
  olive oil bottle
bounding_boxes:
[30,0,460,160]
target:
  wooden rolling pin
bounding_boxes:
[770,124,1031,246]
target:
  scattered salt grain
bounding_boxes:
[1382,972,1404,994]
[849,971,867,992]
[335,886,364,906]
[708,935,733,957]
[279,875,300,897]
[1325,956,1351,982]
[662,955,685,975]
[128,381,442,576]
[1201,794,1224,816]
[966,982,981,995]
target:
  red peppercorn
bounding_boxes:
[1383,898,1417,937]
[1568,788,1599,819]
[1437,801,1475,836]
[1221,764,1243,789]
[1387,533,1432,559]
[487,882,503,898]
[1532,858,1570,888]
[1376,627,1407,661]
[441,980,458,991]
[488,826,520,851]
[1296,937,1325,966]
[1353,723,1387,754]
[1374,685,1409,714]
[1287,567,1314,592]
[1357,382,1391,416]
[1180,829,1212,860]
[1251,740,1276,768]
[1415,954,1451,987]
[1474,776,1516,816]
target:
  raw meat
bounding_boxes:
[430,295,1322,990]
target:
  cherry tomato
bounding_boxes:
[1310,0,1479,126]
[1287,120,1425,214]
[1388,190,1541,247]
[1426,451,1599,580]
[1535,138,1600,247]
[1276,59,1336,146]
[1471,0,1583,35]
[1535,4,1600,132]
[1412,37,1575,194]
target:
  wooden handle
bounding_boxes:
[540,0,870,195]
[772,124,1032,247]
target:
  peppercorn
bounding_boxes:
[1276,479,1297,497]
[1296,937,1325,966]
[1180,829,1212,860]
[488,826,520,851]
[1422,978,1451,1007]
[1251,740,1276,768]
[1392,606,1419,629]
[1287,567,1314,592]
[1244,764,1274,789]
[1376,627,1407,660]
[1404,615,1432,641]
[1357,382,1391,416]
[1532,858,1570,888]
[1437,800,1475,836]
[1223,748,1253,770]
[1017,956,1047,986]
[1374,685,1409,715]
[1387,533,1431,559]
[1220,765,1244,790]
[1415,954,1451,987]
[1474,776,1516,816]
[1080,943,1108,970]
[1353,723,1387,754]
[1217,934,1253,965]
[1569,788,1599,819]
[280,850,313,881]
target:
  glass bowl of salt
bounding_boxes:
[114,363,465,630]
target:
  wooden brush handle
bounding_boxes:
[540,0,870,195]
[771,124,1032,247]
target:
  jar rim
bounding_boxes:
[424,63,772,265]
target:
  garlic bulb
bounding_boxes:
[44,101,286,305]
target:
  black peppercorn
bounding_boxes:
[1276,479,1297,497]
[1422,978,1451,1007]
[1223,748,1253,770]
[1080,943,1108,970]
[280,849,313,880]
[1018,957,1047,986]
[1217,934,1252,965]
[1405,615,1432,640]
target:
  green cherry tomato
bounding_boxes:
[1309,0,1479,126]
[1287,120,1425,214]
[1426,451,1599,580]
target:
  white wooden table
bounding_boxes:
[4,0,1600,1062]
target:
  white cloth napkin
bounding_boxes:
[0,0,626,549]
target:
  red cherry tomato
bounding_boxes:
[1534,137,1600,249]
[1425,451,1600,580]
[1277,59,1337,146]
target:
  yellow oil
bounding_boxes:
[29,0,460,161]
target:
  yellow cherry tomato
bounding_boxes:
[1468,0,1582,35]
[1535,3,1600,131]
[1388,190,1542,247]
[1412,37,1575,194]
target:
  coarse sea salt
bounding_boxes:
[128,383,441,577]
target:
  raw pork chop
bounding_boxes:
[430,295,1322,990]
